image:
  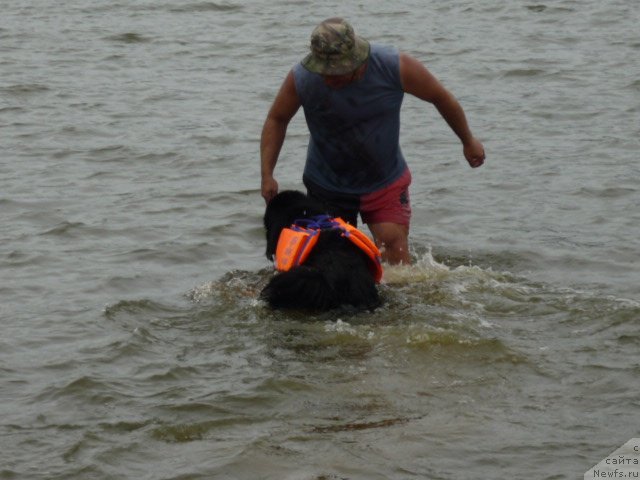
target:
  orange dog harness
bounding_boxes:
[274,216,383,283]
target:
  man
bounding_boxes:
[260,17,485,265]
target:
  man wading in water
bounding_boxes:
[260,17,485,264]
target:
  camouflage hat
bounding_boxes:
[301,18,370,76]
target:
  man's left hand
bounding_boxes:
[464,138,485,168]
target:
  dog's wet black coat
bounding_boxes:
[261,190,381,311]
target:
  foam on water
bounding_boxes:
[381,246,451,284]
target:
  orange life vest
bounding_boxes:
[274,216,383,283]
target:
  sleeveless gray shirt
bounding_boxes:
[293,44,408,195]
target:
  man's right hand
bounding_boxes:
[261,177,279,203]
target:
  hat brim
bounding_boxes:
[301,37,370,76]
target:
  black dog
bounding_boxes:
[261,190,382,311]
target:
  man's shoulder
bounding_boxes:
[368,44,402,85]
[370,43,399,58]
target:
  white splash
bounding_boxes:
[381,247,450,285]
[187,281,219,302]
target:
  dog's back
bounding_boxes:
[261,229,380,310]
[261,191,381,312]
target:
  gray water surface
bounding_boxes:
[1,1,639,479]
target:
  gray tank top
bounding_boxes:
[293,44,407,194]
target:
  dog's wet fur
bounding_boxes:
[261,190,381,311]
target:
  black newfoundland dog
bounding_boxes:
[261,190,382,311]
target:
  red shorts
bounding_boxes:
[360,168,412,227]
[303,168,412,227]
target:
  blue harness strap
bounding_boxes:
[291,215,348,234]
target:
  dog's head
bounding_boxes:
[263,190,326,260]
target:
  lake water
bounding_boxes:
[1,1,639,479]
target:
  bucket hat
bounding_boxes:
[301,18,370,75]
